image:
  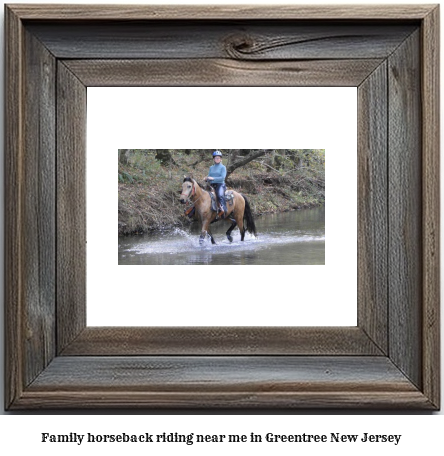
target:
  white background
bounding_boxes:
[0,0,442,445]
[87,87,357,326]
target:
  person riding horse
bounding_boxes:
[180,150,257,245]
[204,150,227,218]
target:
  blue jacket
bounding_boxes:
[208,163,227,184]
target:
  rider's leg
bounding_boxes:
[216,183,227,215]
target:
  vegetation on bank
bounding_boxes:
[118,149,325,236]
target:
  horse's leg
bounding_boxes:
[234,197,246,241]
[234,212,246,241]
[199,222,208,245]
[200,218,216,245]
[207,225,216,245]
[225,219,237,242]
[225,211,237,242]
[240,225,246,241]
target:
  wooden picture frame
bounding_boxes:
[5,4,440,409]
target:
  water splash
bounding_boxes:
[124,230,324,256]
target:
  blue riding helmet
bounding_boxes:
[212,150,223,157]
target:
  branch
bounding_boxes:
[226,149,274,178]
[253,159,281,174]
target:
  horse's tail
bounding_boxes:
[241,194,257,237]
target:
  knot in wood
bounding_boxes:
[224,34,255,59]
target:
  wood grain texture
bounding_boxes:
[28,356,418,391]
[22,28,57,387]
[421,6,440,409]
[357,62,388,354]
[16,390,434,410]
[388,30,422,389]
[64,58,384,87]
[7,4,435,20]
[27,23,416,60]
[56,62,87,353]
[14,356,432,409]
[5,4,24,410]
[61,327,382,356]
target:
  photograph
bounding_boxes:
[118,149,325,265]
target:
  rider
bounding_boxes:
[204,150,227,218]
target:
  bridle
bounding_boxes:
[181,181,204,209]
[180,181,195,202]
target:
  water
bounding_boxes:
[118,207,325,265]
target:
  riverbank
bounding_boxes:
[118,152,325,236]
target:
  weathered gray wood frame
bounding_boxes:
[5,4,440,409]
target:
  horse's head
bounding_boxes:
[180,177,195,204]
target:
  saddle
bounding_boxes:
[209,189,234,212]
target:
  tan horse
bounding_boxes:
[179,177,257,245]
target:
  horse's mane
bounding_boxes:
[183,176,193,183]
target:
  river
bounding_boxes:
[118,207,324,265]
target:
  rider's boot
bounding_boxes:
[218,204,228,219]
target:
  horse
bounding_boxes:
[179,177,257,245]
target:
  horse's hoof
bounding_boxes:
[227,235,233,243]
